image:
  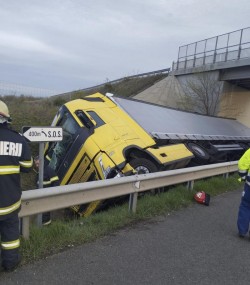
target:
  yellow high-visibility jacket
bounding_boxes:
[238,149,250,184]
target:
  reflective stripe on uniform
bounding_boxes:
[0,165,20,175]
[0,200,21,215]
[46,155,51,161]
[238,169,247,174]
[1,239,20,250]
[43,176,59,186]
[50,176,59,182]
[20,158,33,168]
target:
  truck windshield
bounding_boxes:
[48,109,80,171]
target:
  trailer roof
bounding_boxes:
[113,96,250,141]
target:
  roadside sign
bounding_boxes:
[22,126,63,142]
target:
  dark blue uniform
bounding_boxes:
[0,124,32,270]
[237,149,250,236]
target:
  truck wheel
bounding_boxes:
[130,158,158,174]
[130,157,161,194]
[187,143,210,165]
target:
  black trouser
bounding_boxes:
[0,213,20,269]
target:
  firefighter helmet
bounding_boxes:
[194,191,210,206]
[0,100,11,123]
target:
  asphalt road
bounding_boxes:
[0,189,248,285]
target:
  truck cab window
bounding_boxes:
[87,111,105,128]
[49,110,80,171]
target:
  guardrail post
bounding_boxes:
[225,49,228,62]
[186,180,194,190]
[129,180,140,213]
[184,58,187,69]
[21,217,30,240]
[193,56,196,67]
[36,142,45,227]
[129,193,138,213]
[172,61,175,71]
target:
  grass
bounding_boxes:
[20,174,241,265]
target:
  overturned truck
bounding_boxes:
[45,92,250,216]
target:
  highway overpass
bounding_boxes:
[135,27,250,128]
[172,27,250,128]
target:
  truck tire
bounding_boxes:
[129,157,158,174]
[130,157,162,194]
[187,143,210,165]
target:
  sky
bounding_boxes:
[0,0,250,95]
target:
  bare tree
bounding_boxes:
[178,70,223,116]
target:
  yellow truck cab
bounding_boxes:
[45,93,193,216]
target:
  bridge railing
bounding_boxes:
[20,161,238,239]
[173,27,250,71]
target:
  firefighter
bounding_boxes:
[0,100,33,271]
[33,156,60,225]
[237,148,250,238]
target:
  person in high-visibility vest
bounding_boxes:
[0,100,33,271]
[237,148,250,238]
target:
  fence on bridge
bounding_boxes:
[20,161,238,239]
[172,27,250,71]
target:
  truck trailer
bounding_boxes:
[45,92,250,216]
[113,96,250,166]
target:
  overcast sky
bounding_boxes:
[0,0,249,95]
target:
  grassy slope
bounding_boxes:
[52,73,167,105]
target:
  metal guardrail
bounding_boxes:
[172,27,250,71]
[20,161,238,239]
[53,68,170,99]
